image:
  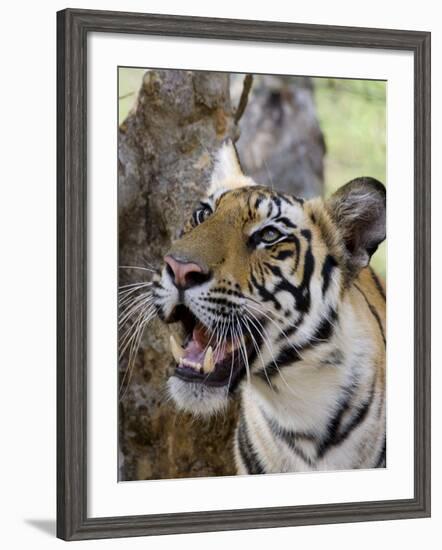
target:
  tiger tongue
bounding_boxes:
[192,322,211,348]
[191,322,239,354]
[180,322,210,364]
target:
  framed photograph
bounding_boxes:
[57,8,431,541]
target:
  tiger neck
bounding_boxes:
[242,293,375,438]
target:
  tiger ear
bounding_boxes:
[327,177,386,278]
[208,139,255,194]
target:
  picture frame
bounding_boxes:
[57,8,431,541]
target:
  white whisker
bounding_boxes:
[242,307,299,397]
[119,265,156,273]
[119,294,154,326]
[242,314,276,393]
[119,305,156,400]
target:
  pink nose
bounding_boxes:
[164,255,209,289]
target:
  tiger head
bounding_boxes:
[152,140,386,416]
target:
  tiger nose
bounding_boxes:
[164,255,211,290]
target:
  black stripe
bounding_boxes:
[280,234,301,272]
[293,235,301,272]
[264,262,283,278]
[297,240,315,311]
[254,195,264,210]
[272,249,293,261]
[276,307,336,346]
[237,415,265,475]
[338,386,375,440]
[317,378,375,459]
[315,308,338,340]
[321,254,338,295]
[320,348,344,367]
[280,194,296,207]
[273,243,315,313]
[257,262,266,283]
[275,276,310,313]
[262,308,338,377]
[250,270,282,311]
[316,386,354,458]
[264,416,316,467]
[375,436,387,468]
[369,266,386,301]
[278,314,303,340]
[354,283,386,346]
[300,228,312,241]
[273,216,297,228]
[273,196,282,218]
[291,196,304,206]
[247,195,253,219]
[267,344,301,373]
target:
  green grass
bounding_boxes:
[313,78,386,278]
[118,68,146,125]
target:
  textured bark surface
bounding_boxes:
[118,69,325,481]
[236,75,325,198]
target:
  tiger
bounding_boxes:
[151,140,386,474]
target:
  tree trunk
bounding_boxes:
[235,75,325,198]
[118,69,325,481]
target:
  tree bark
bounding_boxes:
[118,69,325,481]
[235,75,325,198]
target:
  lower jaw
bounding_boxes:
[167,377,231,416]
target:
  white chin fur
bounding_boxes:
[168,376,229,417]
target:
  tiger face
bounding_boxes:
[152,141,385,416]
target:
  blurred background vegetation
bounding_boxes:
[118,70,386,278]
[314,78,386,277]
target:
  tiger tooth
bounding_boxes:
[182,358,197,369]
[226,339,237,352]
[203,346,215,373]
[170,335,184,363]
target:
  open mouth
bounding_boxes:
[167,305,252,388]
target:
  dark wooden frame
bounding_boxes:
[57,8,431,541]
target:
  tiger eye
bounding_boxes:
[260,227,281,243]
[197,207,211,224]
